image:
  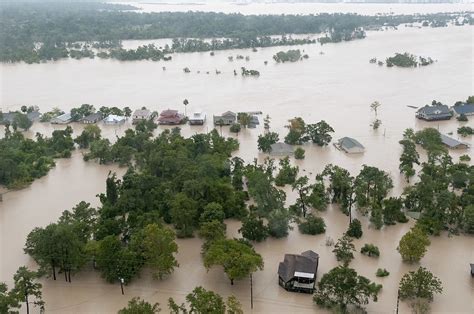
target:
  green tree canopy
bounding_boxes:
[313,266,382,312]
[397,227,430,263]
[204,239,264,285]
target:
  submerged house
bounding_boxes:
[336,137,365,154]
[82,112,103,124]
[270,142,294,156]
[440,134,469,149]
[103,114,126,125]
[416,105,452,121]
[213,111,236,125]
[132,109,151,124]
[51,112,72,124]
[249,115,260,128]
[278,250,319,294]
[452,103,474,116]
[189,110,206,125]
[1,111,41,124]
[157,109,185,125]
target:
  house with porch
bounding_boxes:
[213,111,236,125]
[278,250,319,294]
[189,110,206,125]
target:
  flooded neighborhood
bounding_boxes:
[1,1,473,314]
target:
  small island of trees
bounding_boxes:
[273,49,308,63]
[385,52,434,68]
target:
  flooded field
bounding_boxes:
[0,21,473,313]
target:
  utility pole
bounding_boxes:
[120,278,124,295]
[250,273,253,310]
[396,289,400,314]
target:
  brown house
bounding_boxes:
[157,109,185,125]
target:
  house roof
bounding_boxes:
[452,104,474,115]
[417,105,451,116]
[1,112,17,123]
[160,109,178,117]
[440,134,469,149]
[104,114,126,122]
[133,109,150,117]
[221,111,236,117]
[54,112,72,121]
[278,250,319,284]
[338,137,364,150]
[190,111,206,120]
[270,142,294,155]
[83,112,103,122]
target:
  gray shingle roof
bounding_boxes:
[417,105,451,116]
[452,104,474,115]
[270,142,294,155]
[278,250,319,284]
[339,137,364,150]
[83,112,103,122]
[440,134,469,149]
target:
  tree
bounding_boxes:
[399,128,420,182]
[95,236,142,283]
[290,176,310,217]
[370,101,381,117]
[463,205,474,234]
[397,227,430,263]
[186,286,225,313]
[0,283,19,313]
[237,112,251,128]
[284,117,308,145]
[360,244,380,257]
[307,175,329,211]
[275,157,298,186]
[170,193,198,238]
[399,267,442,301]
[257,132,279,153]
[346,219,362,238]
[119,297,161,314]
[354,165,393,209]
[298,215,326,235]
[200,202,225,224]
[333,234,356,266]
[314,266,382,312]
[10,267,44,314]
[199,220,226,251]
[322,164,353,214]
[239,213,269,242]
[183,99,189,116]
[168,287,242,314]
[74,124,101,149]
[129,224,179,280]
[204,239,264,285]
[306,120,334,146]
[13,113,33,131]
[382,197,407,225]
[267,208,292,238]
[123,106,132,117]
[294,147,305,159]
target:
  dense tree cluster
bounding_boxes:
[385,52,434,67]
[1,2,466,63]
[0,128,74,188]
[284,118,335,146]
[273,49,307,63]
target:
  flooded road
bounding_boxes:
[1,22,473,313]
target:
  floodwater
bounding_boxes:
[120,1,473,15]
[1,19,474,314]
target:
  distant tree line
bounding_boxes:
[0,2,469,63]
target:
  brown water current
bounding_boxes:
[0,22,473,313]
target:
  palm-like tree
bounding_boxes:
[370,101,381,117]
[183,99,189,117]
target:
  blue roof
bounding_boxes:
[452,104,474,115]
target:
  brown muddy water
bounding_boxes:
[0,24,473,313]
